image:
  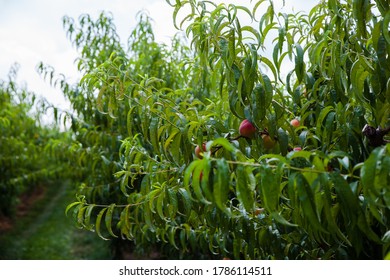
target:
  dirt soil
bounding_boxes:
[0,185,46,233]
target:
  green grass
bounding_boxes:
[0,181,112,260]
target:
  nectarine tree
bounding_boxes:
[55,1,390,260]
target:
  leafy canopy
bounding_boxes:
[36,0,390,259]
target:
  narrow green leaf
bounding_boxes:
[273,43,280,72]
[65,201,83,216]
[236,165,255,212]
[353,0,368,38]
[236,5,253,20]
[108,90,117,119]
[167,188,178,219]
[192,160,212,205]
[148,188,160,214]
[84,204,96,231]
[270,212,298,227]
[178,188,192,216]
[328,0,340,16]
[126,106,136,137]
[233,237,242,259]
[361,146,383,197]
[105,203,118,238]
[96,85,107,114]
[200,157,214,202]
[96,208,110,240]
[172,1,189,30]
[382,230,390,243]
[251,83,266,123]
[277,128,289,155]
[184,160,199,189]
[294,43,305,83]
[260,22,277,45]
[296,173,327,234]
[210,137,236,153]
[143,202,156,232]
[350,59,370,102]
[260,56,278,82]
[321,175,351,245]
[122,205,132,238]
[149,116,160,155]
[241,25,261,43]
[316,105,334,138]
[119,171,130,197]
[331,172,381,242]
[252,0,267,20]
[77,205,87,226]
[179,228,187,251]
[383,10,390,44]
[168,226,179,249]
[260,163,282,212]
[156,188,166,220]
[213,158,230,214]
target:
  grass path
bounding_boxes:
[0,181,112,260]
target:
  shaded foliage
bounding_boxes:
[0,65,71,217]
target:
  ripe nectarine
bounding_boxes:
[290,119,300,128]
[239,119,256,139]
[195,143,206,159]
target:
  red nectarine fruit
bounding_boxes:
[195,143,206,159]
[290,119,300,128]
[239,119,256,139]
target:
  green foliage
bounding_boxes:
[0,180,112,259]
[0,66,70,217]
[58,1,390,259]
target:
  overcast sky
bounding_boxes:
[0,0,319,112]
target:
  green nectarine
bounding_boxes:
[261,134,275,150]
